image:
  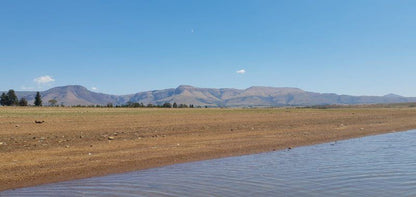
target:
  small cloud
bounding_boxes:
[34,75,55,84]
[191,28,194,33]
[236,69,246,74]
[91,87,98,91]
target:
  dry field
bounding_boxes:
[1,107,416,191]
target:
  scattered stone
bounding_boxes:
[108,136,115,140]
[90,144,93,147]
[34,120,45,124]
[0,142,4,145]
[288,147,292,150]
[40,137,46,140]
[32,137,36,140]
[15,125,20,128]
[65,145,70,148]
[88,153,92,156]
[360,128,364,130]
[230,129,234,131]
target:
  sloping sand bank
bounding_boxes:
[1,107,416,191]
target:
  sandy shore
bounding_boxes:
[1,107,416,191]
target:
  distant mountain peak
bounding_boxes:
[48,85,88,90]
[175,85,196,94]
[176,85,195,89]
[384,93,403,98]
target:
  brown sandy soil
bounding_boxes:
[1,107,416,191]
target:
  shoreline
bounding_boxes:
[1,107,416,191]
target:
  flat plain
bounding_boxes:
[1,107,416,191]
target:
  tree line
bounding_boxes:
[0,90,42,106]
[72,102,207,108]
[0,89,208,108]
[123,102,197,108]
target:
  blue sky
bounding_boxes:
[1,0,415,96]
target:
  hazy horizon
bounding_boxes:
[1,1,415,96]
[1,84,411,98]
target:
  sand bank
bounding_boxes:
[1,107,416,191]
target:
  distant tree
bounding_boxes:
[19,98,28,106]
[173,102,178,108]
[106,103,113,108]
[48,99,58,106]
[0,93,7,106]
[34,92,42,106]
[162,102,172,108]
[189,104,194,108]
[179,104,188,108]
[6,89,18,106]
[147,103,154,108]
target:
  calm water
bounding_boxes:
[3,130,416,197]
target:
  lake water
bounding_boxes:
[2,130,416,196]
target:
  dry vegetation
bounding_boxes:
[1,107,416,191]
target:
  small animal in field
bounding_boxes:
[34,120,45,124]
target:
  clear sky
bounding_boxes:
[1,0,415,96]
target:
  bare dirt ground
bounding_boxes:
[1,107,416,191]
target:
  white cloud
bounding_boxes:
[91,87,98,91]
[236,69,246,74]
[34,75,55,84]
[191,28,194,33]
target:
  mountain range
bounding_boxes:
[6,85,416,107]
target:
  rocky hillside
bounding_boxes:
[10,85,416,107]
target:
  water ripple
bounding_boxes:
[2,130,416,196]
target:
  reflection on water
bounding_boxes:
[3,130,416,197]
